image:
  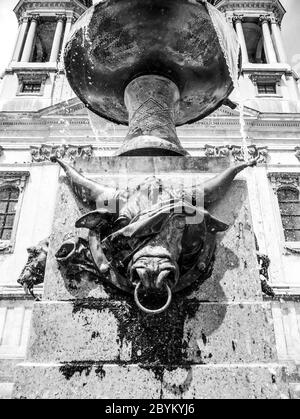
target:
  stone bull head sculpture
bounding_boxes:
[51,157,256,314]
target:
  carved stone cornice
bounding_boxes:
[17,71,49,83]
[14,1,88,20]
[30,144,94,162]
[268,172,300,193]
[249,71,283,85]
[205,144,269,163]
[215,1,285,24]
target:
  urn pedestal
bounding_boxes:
[12,157,292,399]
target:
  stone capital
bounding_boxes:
[259,14,271,24]
[29,14,40,23]
[56,14,66,22]
[232,14,244,24]
[18,15,29,25]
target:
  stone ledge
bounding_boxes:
[12,363,290,399]
[26,301,277,364]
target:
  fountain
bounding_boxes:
[12,0,290,399]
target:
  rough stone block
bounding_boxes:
[13,363,162,399]
[12,363,289,399]
[26,301,276,364]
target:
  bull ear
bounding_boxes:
[205,213,229,233]
[75,210,116,230]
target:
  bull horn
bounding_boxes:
[51,156,117,207]
[203,159,257,205]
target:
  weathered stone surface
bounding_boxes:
[161,365,289,399]
[44,157,261,302]
[13,363,162,399]
[0,383,13,399]
[26,301,276,364]
[13,363,289,399]
[0,359,22,381]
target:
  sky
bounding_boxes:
[0,0,299,75]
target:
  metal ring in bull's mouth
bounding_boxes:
[134,281,172,315]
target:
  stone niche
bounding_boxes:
[12,157,291,399]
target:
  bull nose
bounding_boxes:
[131,266,178,290]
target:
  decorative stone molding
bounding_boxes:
[205,144,269,163]
[0,171,30,254]
[268,172,300,193]
[15,2,88,20]
[30,144,94,162]
[249,71,283,86]
[216,2,285,24]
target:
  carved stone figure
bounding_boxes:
[17,238,49,299]
[51,156,257,314]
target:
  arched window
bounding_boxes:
[277,186,300,242]
[0,186,20,241]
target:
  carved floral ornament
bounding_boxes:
[30,144,94,162]
[204,144,269,163]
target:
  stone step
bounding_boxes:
[26,301,277,364]
[12,363,290,399]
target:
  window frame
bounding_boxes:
[0,185,20,241]
[0,172,29,254]
[249,71,283,98]
[20,81,42,94]
[257,82,277,95]
[268,172,300,250]
[16,72,49,97]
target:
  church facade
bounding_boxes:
[0,0,300,397]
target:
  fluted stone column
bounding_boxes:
[232,15,248,66]
[60,16,74,61]
[259,15,277,64]
[271,17,287,64]
[21,15,39,62]
[50,15,65,63]
[11,17,29,62]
